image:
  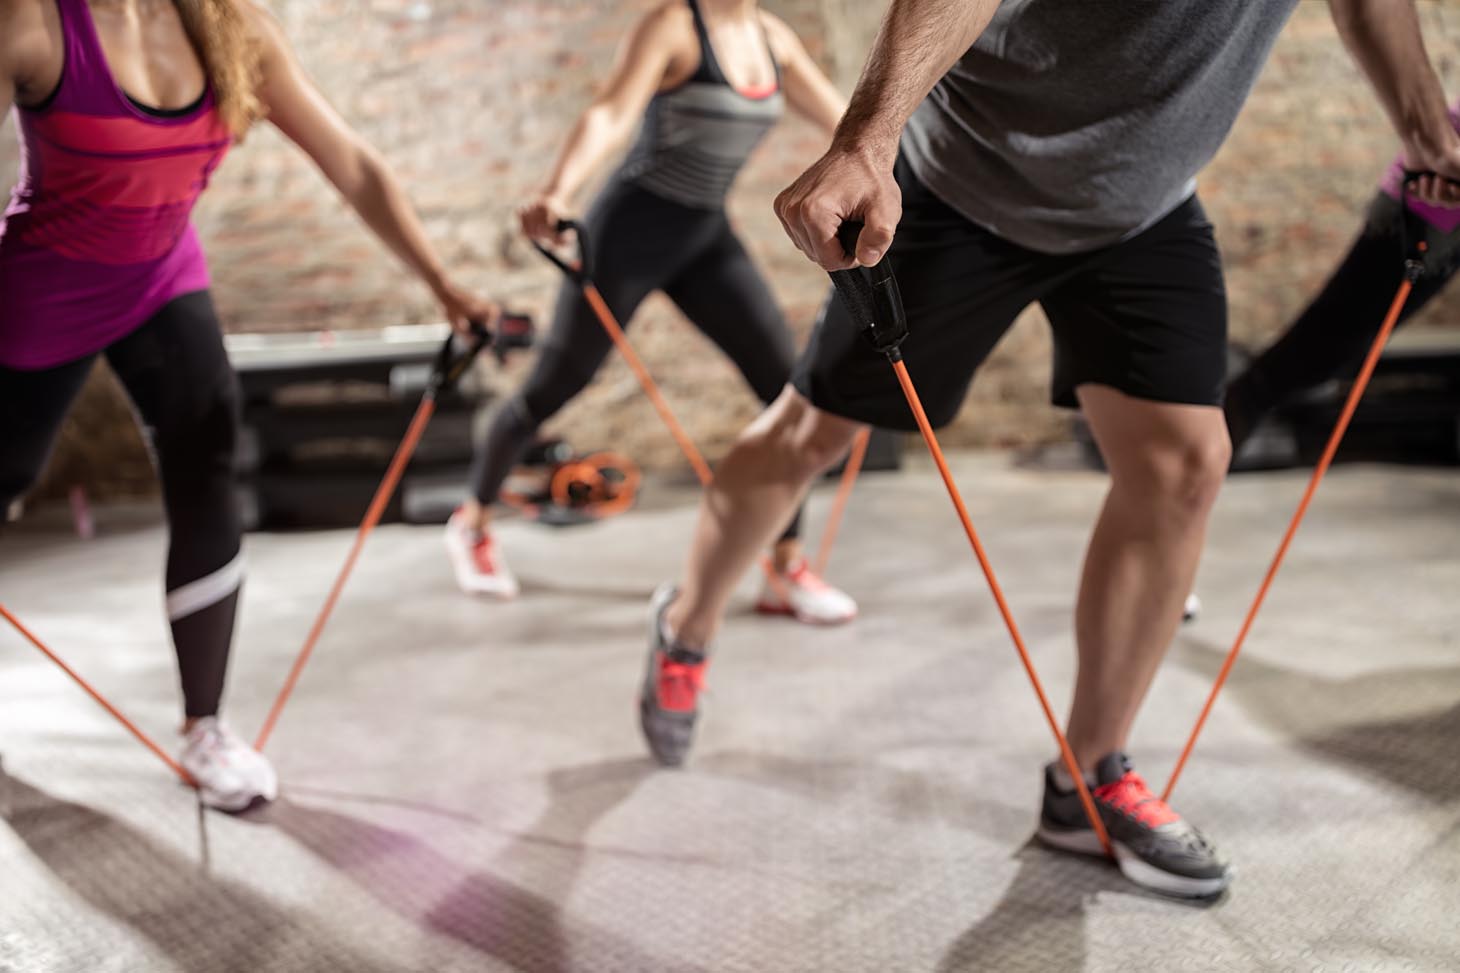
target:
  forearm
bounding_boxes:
[787,66,846,136]
[541,104,631,201]
[341,151,451,294]
[1331,0,1453,155]
[833,0,1000,161]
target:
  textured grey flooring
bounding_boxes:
[1,451,1457,972]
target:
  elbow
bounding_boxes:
[582,101,632,146]
[333,143,390,208]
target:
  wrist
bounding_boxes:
[424,268,455,300]
[831,121,901,168]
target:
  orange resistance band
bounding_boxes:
[582,284,715,486]
[1163,273,1417,801]
[254,395,438,751]
[0,602,194,785]
[890,359,1114,859]
[814,427,871,576]
[578,282,863,595]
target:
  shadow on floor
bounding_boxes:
[514,578,658,603]
[256,757,691,973]
[937,842,1213,973]
[1173,635,1460,801]
[700,749,1028,843]
[0,769,402,973]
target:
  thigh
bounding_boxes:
[1079,384,1229,488]
[0,354,97,504]
[103,291,240,469]
[662,226,797,405]
[792,155,1050,431]
[1041,195,1228,410]
[526,268,662,418]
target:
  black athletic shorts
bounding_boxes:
[792,155,1229,430]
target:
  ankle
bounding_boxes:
[1051,758,1098,792]
[460,499,492,533]
[664,598,712,653]
[771,539,802,573]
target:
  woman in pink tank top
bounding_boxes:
[0,0,496,810]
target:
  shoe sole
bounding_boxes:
[638,696,688,768]
[1036,826,1232,899]
[444,527,520,599]
[641,583,691,768]
[195,776,279,814]
[752,600,858,626]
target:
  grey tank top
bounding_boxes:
[619,0,784,210]
[902,0,1299,254]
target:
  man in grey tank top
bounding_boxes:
[649,0,1460,897]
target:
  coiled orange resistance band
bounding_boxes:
[255,328,490,751]
[534,222,868,594]
[1163,244,1427,801]
[0,602,194,785]
[829,228,1112,858]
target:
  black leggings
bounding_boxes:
[1,291,243,718]
[1226,193,1460,451]
[472,180,804,539]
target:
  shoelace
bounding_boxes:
[657,656,706,712]
[470,536,499,573]
[784,562,830,594]
[1094,771,1180,829]
[190,725,237,769]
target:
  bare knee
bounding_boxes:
[1124,431,1231,518]
[733,388,861,483]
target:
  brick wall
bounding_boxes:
[4,1,1459,501]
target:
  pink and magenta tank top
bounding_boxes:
[1379,100,1460,235]
[0,0,231,370]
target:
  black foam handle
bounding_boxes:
[428,325,492,397]
[1397,170,1439,281]
[530,219,592,283]
[836,220,863,261]
[828,219,908,359]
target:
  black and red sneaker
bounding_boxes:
[638,584,707,767]
[1037,751,1233,898]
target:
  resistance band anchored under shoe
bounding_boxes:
[827,222,1112,859]
[0,602,194,785]
[255,324,495,751]
[531,220,866,591]
[1162,177,1439,801]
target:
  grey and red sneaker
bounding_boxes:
[1037,751,1233,898]
[638,584,707,767]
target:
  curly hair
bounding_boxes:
[172,0,263,137]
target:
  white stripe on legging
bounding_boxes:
[166,550,245,621]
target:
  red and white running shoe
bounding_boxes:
[755,560,857,626]
[444,508,520,599]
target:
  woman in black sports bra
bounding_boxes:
[446,0,858,626]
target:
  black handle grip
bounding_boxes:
[828,220,907,360]
[428,324,492,397]
[1396,170,1440,281]
[530,220,592,284]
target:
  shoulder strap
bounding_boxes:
[50,0,122,110]
[684,0,727,86]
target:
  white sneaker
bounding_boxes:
[444,508,520,599]
[180,717,279,812]
[1183,593,1202,623]
[755,560,858,626]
